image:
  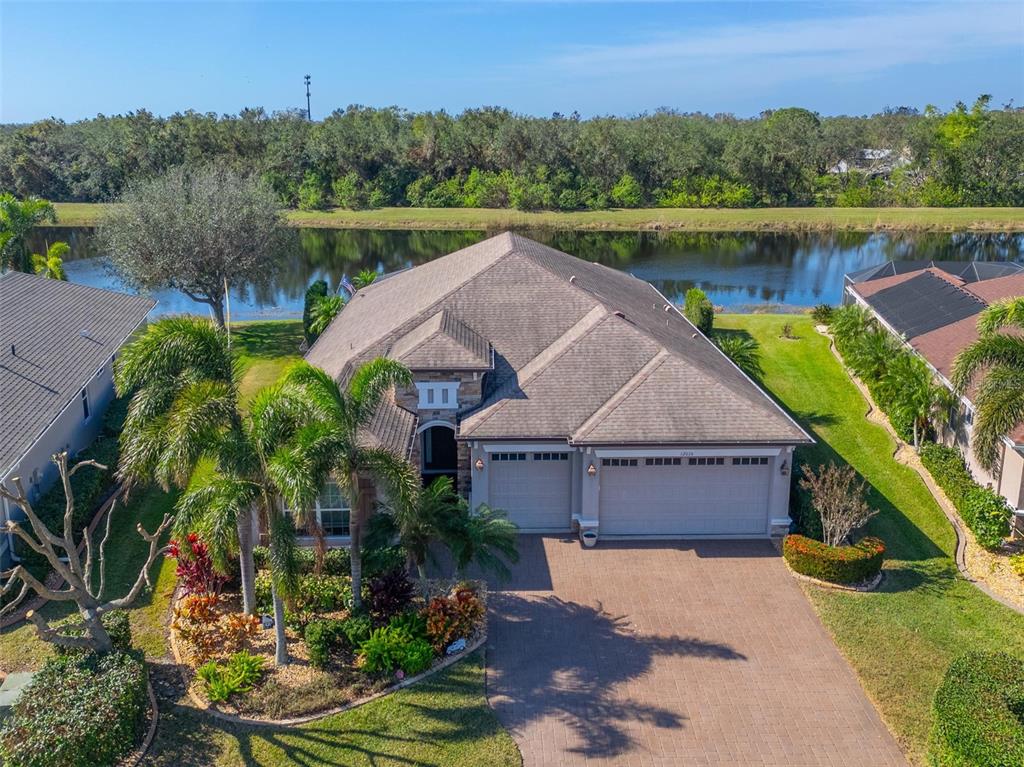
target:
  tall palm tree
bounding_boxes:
[0,194,56,273]
[113,317,260,613]
[828,304,872,354]
[31,241,69,280]
[951,297,1024,471]
[176,378,340,665]
[278,359,419,610]
[846,328,897,382]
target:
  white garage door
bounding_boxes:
[489,451,572,532]
[599,456,771,536]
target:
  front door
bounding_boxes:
[421,425,458,490]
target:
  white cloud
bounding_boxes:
[548,2,1024,84]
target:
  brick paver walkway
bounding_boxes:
[486,536,906,767]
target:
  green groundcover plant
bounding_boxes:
[0,651,147,767]
[929,651,1024,767]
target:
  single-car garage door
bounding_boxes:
[599,456,771,536]
[489,451,571,532]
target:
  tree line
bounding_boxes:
[1,96,1021,209]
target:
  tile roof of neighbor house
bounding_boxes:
[848,260,1024,444]
[308,232,812,447]
[0,272,156,477]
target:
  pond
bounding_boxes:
[27,227,1024,321]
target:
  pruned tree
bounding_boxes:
[798,462,878,547]
[99,165,289,327]
[0,452,171,653]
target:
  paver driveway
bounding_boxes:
[486,536,906,767]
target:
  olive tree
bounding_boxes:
[100,165,288,326]
[0,453,172,652]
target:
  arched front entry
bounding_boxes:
[419,422,458,490]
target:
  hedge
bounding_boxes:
[783,534,886,585]
[929,651,1024,767]
[920,443,1012,549]
[683,288,714,335]
[0,651,148,767]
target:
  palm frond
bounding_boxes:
[174,474,260,572]
[970,366,1024,470]
[156,380,237,487]
[977,297,1024,335]
[951,334,1024,393]
[450,503,520,581]
[347,358,413,426]
[115,316,234,396]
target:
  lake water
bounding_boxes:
[28,227,1024,321]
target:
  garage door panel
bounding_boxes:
[599,463,769,536]
[489,454,571,532]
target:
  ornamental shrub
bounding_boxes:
[423,587,485,653]
[356,624,435,676]
[168,532,227,596]
[197,650,265,704]
[366,568,415,625]
[782,534,886,585]
[304,618,345,669]
[920,444,1012,550]
[1011,553,1024,579]
[339,613,373,649]
[929,651,1024,767]
[683,288,714,335]
[810,304,834,324]
[56,608,133,658]
[0,651,147,767]
[302,280,329,345]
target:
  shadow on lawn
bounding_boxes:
[487,593,745,760]
[233,322,303,360]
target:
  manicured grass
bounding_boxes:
[231,320,304,406]
[51,202,1024,232]
[717,314,1024,765]
[0,485,178,671]
[142,651,520,767]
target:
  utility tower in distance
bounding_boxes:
[304,74,311,120]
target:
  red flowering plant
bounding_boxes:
[168,533,227,596]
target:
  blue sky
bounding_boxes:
[1,1,1022,123]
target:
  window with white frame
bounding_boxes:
[416,382,459,410]
[285,480,351,537]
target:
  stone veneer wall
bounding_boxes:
[395,370,486,498]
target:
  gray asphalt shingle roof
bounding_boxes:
[308,233,811,447]
[0,272,155,477]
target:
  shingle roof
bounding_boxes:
[388,310,491,371]
[309,232,811,447]
[0,272,156,476]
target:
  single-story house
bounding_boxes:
[844,260,1024,521]
[307,232,811,540]
[0,272,155,570]
[828,148,912,177]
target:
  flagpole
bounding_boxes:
[224,276,232,350]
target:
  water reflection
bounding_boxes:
[28,227,1024,320]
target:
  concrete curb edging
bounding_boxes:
[170,617,487,727]
[818,326,1024,617]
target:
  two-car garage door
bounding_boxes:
[598,456,770,536]
[488,451,572,532]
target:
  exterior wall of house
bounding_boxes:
[1,358,117,569]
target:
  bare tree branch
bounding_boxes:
[0,577,30,618]
[101,514,172,612]
[26,610,99,650]
[96,499,116,602]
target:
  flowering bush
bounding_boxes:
[423,587,484,652]
[783,534,886,585]
[168,533,226,596]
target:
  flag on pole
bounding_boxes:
[340,274,356,297]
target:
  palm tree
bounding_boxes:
[352,269,378,290]
[878,352,946,451]
[828,304,872,354]
[0,194,56,273]
[277,359,420,610]
[714,335,763,378]
[31,241,69,280]
[846,328,897,382]
[309,293,345,337]
[113,317,259,613]
[951,297,1024,471]
[446,502,520,581]
[176,377,340,665]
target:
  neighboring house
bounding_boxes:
[828,148,912,177]
[844,260,1024,521]
[0,272,155,570]
[307,232,812,540]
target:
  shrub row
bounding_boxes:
[0,650,147,767]
[251,544,404,579]
[782,534,886,585]
[920,444,1012,550]
[929,651,1024,767]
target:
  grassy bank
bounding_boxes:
[50,202,1024,232]
[717,314,1024,764]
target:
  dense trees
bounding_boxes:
[1,98,1020,210]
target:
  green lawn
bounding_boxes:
[50,202,1024,232]
[717,314,1024,765]
[231,320,304,405]
[143,651,520,767]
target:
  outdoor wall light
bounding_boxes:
[780,460,789,476]
[475,458,485,471]
[587,463,597,477]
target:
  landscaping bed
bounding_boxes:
[783,534,886,587]
[170,548,488,722]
